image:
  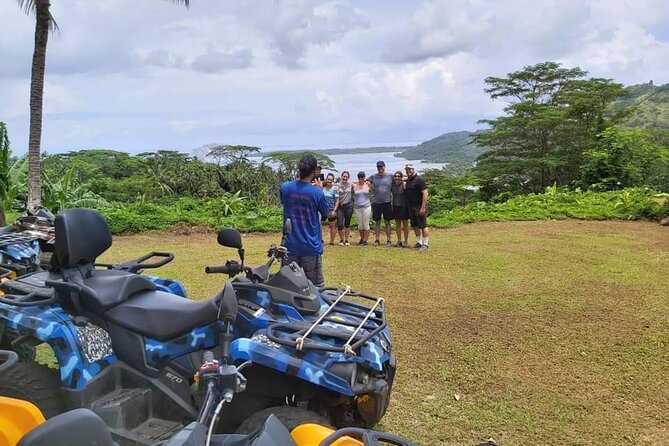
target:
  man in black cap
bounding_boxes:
[404,163,429,251]
[369,160,394,246]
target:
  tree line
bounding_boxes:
[1,61,668,227]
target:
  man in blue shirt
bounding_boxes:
[280,155,333,287]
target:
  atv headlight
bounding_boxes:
[330,362,358,388]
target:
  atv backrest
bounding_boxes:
[55,208,112,269]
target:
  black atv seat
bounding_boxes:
[76,270,157,314]
[104,288,221,341]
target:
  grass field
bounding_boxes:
[101,220,669,446]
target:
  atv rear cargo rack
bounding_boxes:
[266,286,387,354]
[0,232,38,248]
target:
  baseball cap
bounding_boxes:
[376,160,385,167]
[405,163,415,169]
[357,171,366,178]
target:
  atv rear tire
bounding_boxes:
[0,362,65,419]
[0,332,36,362]
[236,406,333,434]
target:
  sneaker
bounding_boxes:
[328,242,335,246]
[374,239,380,246]
[362,240,369,246]
[358,240,364,246]
[419,244,429,252]
[386,240,392,247]
[394,241,403,247]
[413,242,422,249]
[339,240,344,246]
[344,241,350,246]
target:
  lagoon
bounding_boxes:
[319,152,448,178]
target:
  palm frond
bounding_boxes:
[164,0,190,8]
[16,0,59,32]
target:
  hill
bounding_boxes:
[397,130,489,168]
[616,81,669,129]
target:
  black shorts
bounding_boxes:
[372,202,393,221]
[408,207,427,229]
[287,255,324,287]
[321,210,336,222]
[393,205,409,221]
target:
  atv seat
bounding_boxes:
[53,209,157,314]
[104,283,234,341]
[75,270,157,314]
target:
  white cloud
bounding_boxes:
[0,0,667,153]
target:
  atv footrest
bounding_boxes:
[133,418,183,443]
[92,388,151,431]
[92,388,183,445]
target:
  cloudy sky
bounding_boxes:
[1,0,668,155]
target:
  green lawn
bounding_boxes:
[101,220,669,446]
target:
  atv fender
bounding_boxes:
[0,304,115,389]
[230,338,355,396]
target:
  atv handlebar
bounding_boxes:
[205,260,242,276]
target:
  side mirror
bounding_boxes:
[217,228,243,249]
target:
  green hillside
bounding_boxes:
[397,130,488,168]
[616,81,669,129]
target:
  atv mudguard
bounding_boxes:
[0,304,116,389]
[230,337,356,396]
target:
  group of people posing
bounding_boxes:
[317,160,429,250]
[279,155,429,287]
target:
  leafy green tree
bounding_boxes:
[580,127,669,191]
[262,151,335,178]
[475,62,627,198]
[17,0,190,211]
[42,167,108,212]
[205,144,261,165]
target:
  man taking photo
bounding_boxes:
[280,155,334,286]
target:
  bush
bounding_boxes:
[429,188,668,228]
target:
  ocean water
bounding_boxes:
[321,152,448,178]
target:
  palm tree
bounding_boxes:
[17,0,190,211]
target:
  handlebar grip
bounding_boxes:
[205,265,229,274]
[202,351,215,363]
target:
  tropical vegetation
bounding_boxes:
[1,62,667,233]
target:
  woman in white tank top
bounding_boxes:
[352,171,372,245]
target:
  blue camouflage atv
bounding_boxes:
[0,207,55,278]
[0,208,395,445]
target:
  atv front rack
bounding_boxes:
[266,286,387,355]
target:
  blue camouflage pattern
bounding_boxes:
[0,240,40,263]
[145,275,188,297]
[144,323,220,369]
[0,302,116,389]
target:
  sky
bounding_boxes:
[1,0,668,155]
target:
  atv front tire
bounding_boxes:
[0,362,64,419]
[236,406,333,434]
